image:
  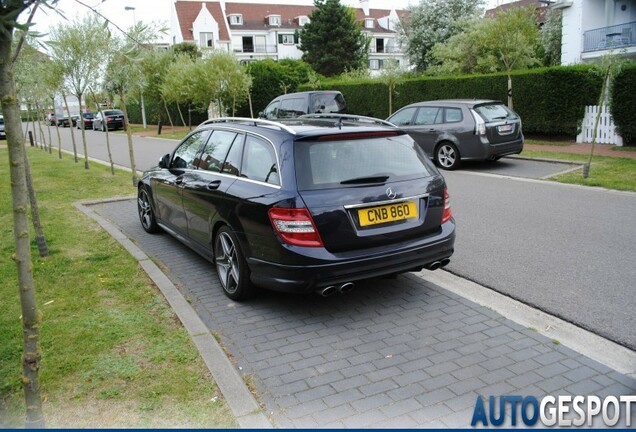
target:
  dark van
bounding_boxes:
[260,91,346,120]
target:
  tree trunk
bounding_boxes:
[61,91,78,162]
[0,29,45,429]
[161,96,174,129]
[119,90,139,185]
[176,102,186,127]
[34,102,48,153]
[585,65,612,178]
[207,100,218,119]
[89,88,115,175]
[248,91,254,119]
[23,151,49,257]
[51,97,62,159]
[507,74,513,110]
[43,104,53,155]
[76,93,90,169]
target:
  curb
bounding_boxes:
[75,197,273,429]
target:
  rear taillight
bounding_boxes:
[268,208,324,247]
[441,187,452,224]
[470,109,486,136]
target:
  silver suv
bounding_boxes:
[387,99,524,170]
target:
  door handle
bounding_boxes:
[206,180,221,190]
[428,128,436,132]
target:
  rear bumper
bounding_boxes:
[487,137,524,159]
[247,221,456,293]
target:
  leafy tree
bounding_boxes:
[0,0,58,427]
[161,53,196,126]
[172,41,201,60]
[104,22,161,185]
[541,8,562,67]
[48,15,111,169]
[429,8,540,109]
[298,0,368,77]
[399,0,483,72]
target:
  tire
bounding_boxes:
[435,142,460,170]
[214,226,257,301]
[137,187,160,234]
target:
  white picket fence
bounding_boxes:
[576,105,624,146]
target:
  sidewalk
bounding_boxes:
[88,198,636,428]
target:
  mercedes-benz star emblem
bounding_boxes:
[386,187,397,199]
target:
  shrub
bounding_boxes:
[610,62,636,145]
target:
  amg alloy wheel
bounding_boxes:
[137,187,160,233]
[214,226,256,301]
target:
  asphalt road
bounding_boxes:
[443,171,636,350]
[35,124,636,350]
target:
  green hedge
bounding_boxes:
[610,63,636,146]
[301,66,604,136]
[126,99,208,127]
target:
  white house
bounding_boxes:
[170,0,410,73]
[555,0,636,64]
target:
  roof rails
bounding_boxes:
[298,113,396,128]
[198,117,296,135]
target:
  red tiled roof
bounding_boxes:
[175,1,230,41]
[175,1,407,37]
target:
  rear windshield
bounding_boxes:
[83,113,95,119]
[104,110,123,116]
[474,104,518,122]
[294,134,432,190]
[0,117,4,125]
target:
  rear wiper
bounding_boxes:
[492,115,508,120]
[340,175,389,185]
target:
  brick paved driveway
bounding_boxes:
[93,199,636,428]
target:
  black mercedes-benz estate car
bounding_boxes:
[137,116,455,300]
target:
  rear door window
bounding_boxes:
[295,134,432,190]
[279,97,306,118]
[474,104,518,122]
[414,107,442,125]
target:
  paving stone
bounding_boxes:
[425,361,462,378]
[565,379,605,395]
[564,366,600,383]
[456,352,489,368]
[409,403,454,423]
[416,388,456,407]
[451,364,488,381]
[536,361,570,379]
[536,375,573,393]
[311,403,356,424]
[507,371,544,389]
[341,410,389,428]
[294,384,337,403]
[380,398,422,417]
[387,382,427,402]
[448,377,486,396]
[283,399,328,420]
[480,368,517,385]
[323,388,364,408]
[440,407,476,428]
[359,378,400,396]
[351,393,393,413]
[331,375,371,393]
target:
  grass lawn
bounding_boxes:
[520,150,636,192]
[0,147,236,428]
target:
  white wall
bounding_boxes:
[170,2,184,44]
[192,4,220,49]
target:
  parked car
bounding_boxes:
[92,109,125,131]
[77,112,95,130]
[137,116,455,301]
[57,115,78,128]
[387,99,524,170]
[46,113,56,126]
[260,91,346,120]
[0,115,5,140]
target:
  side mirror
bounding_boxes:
[158,153,170,169]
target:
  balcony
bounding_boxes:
[368,46,402,54]
[583,21,636,53]
[232,45,278,54]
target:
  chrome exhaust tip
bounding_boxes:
[317,286,337,297]
[338,282,355,294]
[425,261,442,271]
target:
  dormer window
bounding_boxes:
[228,14,243,25]
[200,32,214,48]
[268,15,281,26]
[297,15,309,26]
[365,18,374,29]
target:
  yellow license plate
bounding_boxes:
[358,201,418,227]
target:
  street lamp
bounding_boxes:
[124,5,147,129]
[124,6,136,26]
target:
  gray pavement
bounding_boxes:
[461,157,580,179]
[443,171,636,350]
[90,198,636,428]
